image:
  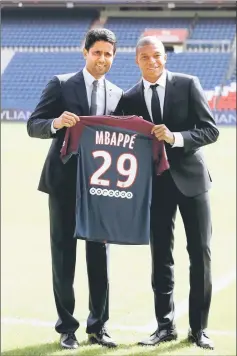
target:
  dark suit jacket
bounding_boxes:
[27,70,123,195]
[116,71,219,197]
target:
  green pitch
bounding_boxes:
[1,123,236,355]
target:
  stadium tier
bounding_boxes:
[230,67,236,83]
[1,9,97,47]
[2,14,236,48]
[1,7,236,124]
[189,18,236,41]
[104,18,192,47]
[1,52,233,111]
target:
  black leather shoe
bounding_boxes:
[188,329,214,350]
[60,333,79,349]
[88,327,117,348]
[138,327,178,346]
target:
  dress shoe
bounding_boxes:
[188,329,214,350]
[138,327,178,346]
[60,333,79,349]
[88,326,117,348]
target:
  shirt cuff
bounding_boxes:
[51,119,58,134]
[171,132,184,148]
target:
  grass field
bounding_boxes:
[1,123,236,355]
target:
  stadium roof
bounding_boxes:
[1,0,236,8]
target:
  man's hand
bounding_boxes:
[151,124,175,145]
[53,111,80,129]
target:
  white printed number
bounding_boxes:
[91,151,111,186]
[90,150,137,188]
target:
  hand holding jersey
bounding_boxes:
[26,29,124,348]
[115,36,219,349]
[61,115,169,245]
[53,111,80,129]
[151,124,175,145]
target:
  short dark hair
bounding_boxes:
[84,28,117,54]
[136,36,165,55]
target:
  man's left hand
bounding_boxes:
[151,124,175,145]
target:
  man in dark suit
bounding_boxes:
[116,36,219,350]
[27,29,123,350]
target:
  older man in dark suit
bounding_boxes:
[116,36,219,350]
[27,28,123,350]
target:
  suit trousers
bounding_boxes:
[48,186,109,334]
[150,170,212,332]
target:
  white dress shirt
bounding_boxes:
[51,67,106,134]
[142,70,184,148]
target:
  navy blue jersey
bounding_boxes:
[61,115,169,245]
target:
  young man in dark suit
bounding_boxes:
[27,28,123,350]
[116,36,219,350]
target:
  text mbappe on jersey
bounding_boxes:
[95,130,137,149]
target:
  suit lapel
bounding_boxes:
[73,71,90,115]
[163,71,176,123]
[137,80,152,122]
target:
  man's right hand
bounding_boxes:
[53,111,80,129]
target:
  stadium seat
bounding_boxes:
[1,52,232,111]
[2,8,97,47]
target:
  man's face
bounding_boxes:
[83,41,115,79]
[136,42,167,83]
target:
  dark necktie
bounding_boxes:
[90,80,98,115]
[150,84,162,124]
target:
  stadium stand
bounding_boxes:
[189,18,236,42]
[104,18,192,47]
[1,51,232,111]
[1,6,236,124]
[1,9,97,47]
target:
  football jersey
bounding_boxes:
[60,115,169,245]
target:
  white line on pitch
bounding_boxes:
[2,270,235,334]
[143,269,236,332]
[1,317,54,328]
[1,317,235,337]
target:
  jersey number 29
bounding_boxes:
[90,150,137,188]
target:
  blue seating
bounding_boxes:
[107,52,231,90]
[1,10,235,113]
[190,18,236,42]
[2,9,96,47]
[231,67,236,82]
[104,18,192,47]
[1,52,231,111]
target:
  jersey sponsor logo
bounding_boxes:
[89,187,133,199]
